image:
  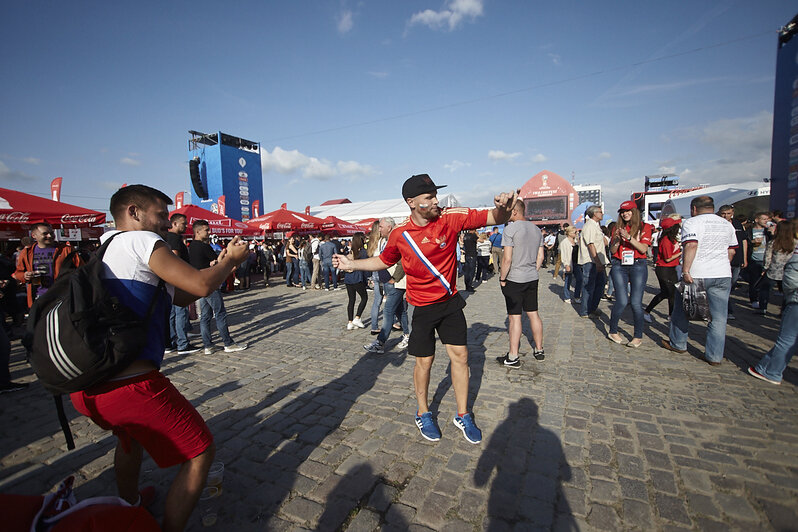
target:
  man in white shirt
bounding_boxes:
[577,205,608,317]
[661,196,738,366]
[310,234,322,289]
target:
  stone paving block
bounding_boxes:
[281,496,324,527]
[587,503,619,529]
[385,502,416,527]
[622,498,653,529]
[679,469,711,493]
[686,491,720,518]
[715,493,757,521]
[649,469,677,495]
[414,492,456,529]
[614,438,635,454]
[398,475,432,508]
[619,476,647,501]
[617,453,645,479]
[642,449,671,470]
[654,492,691,525]
[589,443,612,464]
[558,486,586,517]
[588,464,616,481]
[346,508,380,532]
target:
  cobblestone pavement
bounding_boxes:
[2,268,797,531]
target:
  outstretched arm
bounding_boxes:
[333,254,388,272]
[486,189,519,226]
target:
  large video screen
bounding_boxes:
[524,196,567,221]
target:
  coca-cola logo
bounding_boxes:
[0,212,31,223]
[276,222,292,229]
[300,222,315,229]
[61,214,98,223]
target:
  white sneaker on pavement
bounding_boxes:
[398,334,410,349]
[352,317,366,328]
[224,344,247,353]
[347,322,356,330]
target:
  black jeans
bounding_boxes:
[476,256,491,282]
[463,256,477,289]
[346,282,368,321]
[646,265,678,315]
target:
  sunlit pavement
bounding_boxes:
[2,269,796,530]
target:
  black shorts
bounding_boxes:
[501,279,539,314]
[408,294,467,357]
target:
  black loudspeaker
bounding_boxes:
[189,157,207,199]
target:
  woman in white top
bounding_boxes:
[475,232,492,283]
[558,227,578,302]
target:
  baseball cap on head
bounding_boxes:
[618,200,637,212]
[660,217,680,229]
[402,174,447,199]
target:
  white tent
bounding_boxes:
[309,194,460,223]
[659,182,770,220]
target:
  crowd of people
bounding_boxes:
[548,198,796,384]
[1,176,795,530]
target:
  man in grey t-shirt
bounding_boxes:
[497,200,545,367]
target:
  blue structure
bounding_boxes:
[188,130,264,222]
[770,14,798,219]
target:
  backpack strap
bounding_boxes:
[55,395,76,450]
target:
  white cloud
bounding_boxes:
[531,153,547,163]
[368,71,389,79]
[23,157,41,165]
[548,53,561,66]
[120,157,141,166]
[598,152,611,159]
[98,181,124,192]
[337,10,353,34]
[408,0,484,31]
[488,150,522,162]
[262,146,377,181]
[0,160,38,183]
[444,160,470,173]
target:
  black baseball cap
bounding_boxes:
[402,174,447,199]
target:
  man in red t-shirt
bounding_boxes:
[334,174,516,444]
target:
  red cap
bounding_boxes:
[660,217,680,229]
[618,200,637,212]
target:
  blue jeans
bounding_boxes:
[563,271,573,301]
[199,290,234,348]
[728,266,741,314]
[299,260,311,288]
[285,260,296,286]
[169,305,191,350]
[321,260,337,289]
[377,283,408,344]
[370,277,384,331]
[669,277,731,363]
[580,263,606,316]
[755,302,798,382]
[609,258,648,338]
[572,264,583,299]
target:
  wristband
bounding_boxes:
[500,278,507,282]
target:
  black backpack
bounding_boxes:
[24,232,165,448]
[303,243,313,263]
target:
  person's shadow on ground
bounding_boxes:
[475,397,576,531]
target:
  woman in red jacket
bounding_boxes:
[644,217,682,322]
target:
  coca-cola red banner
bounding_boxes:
[252,200,260,218]
[175,192,184,209]
[50,177,63,202]
[0,187,105,229]
[218,195,226,217]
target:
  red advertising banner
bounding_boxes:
[218,195,226,217]
[50,177,63,202]
[252,200,260,218]
[175,192,184,209]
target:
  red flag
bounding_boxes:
[304,205,310,215]
[218,195,226,217]
[175,192,184,209]
[252,200,260,218]
[50,177,63,202]
[280,203,287,210]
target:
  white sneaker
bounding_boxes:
[352,317,366,328]
[204,346,215,355]
[347,322,356,330]
[398,334,410,349]
[224,344,247,353]
[564,299,571,303]
[643,312,653,323]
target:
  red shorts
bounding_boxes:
[70,371,213,468]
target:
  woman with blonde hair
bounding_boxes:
[558,226,579,302]
[344,232,369,330]
[475,232,492,284]
[607,201,653,347]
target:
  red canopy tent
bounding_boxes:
[170,205,261,238]
[0,187,105,230]
[247,208,323,235]
[320,215,361,236]
[352,218,378,231]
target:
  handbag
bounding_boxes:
[678,279,711,321]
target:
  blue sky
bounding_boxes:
[1,1,794,217]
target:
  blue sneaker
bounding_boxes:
[415,412,441,441]
[453,413,482,444]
